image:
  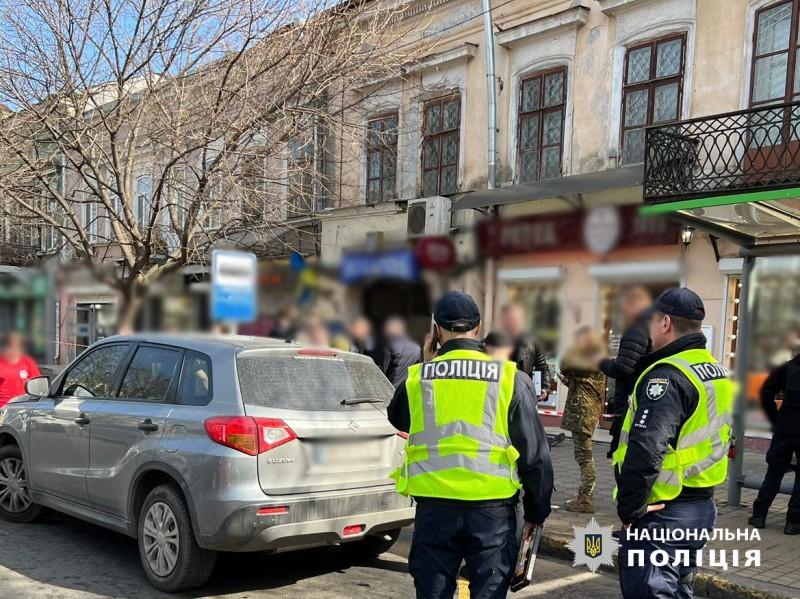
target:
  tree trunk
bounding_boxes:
[117,282,147,334]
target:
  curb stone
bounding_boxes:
[538,532,792,599]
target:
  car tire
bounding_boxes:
[349,528,401,559]
[0,444,43,523]
[137,483,216,592]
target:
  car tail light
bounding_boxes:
[257,506,289,516]
[204,416,297,455]
[343,524,365,536]
[258,418,297,451]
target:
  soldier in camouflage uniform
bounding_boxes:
[559,327,607,513]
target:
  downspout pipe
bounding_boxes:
[481,0,497,329]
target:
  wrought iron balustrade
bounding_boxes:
[644,101,800,204]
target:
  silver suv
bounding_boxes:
[0,335,413,592]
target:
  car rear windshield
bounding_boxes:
[236,354,395,410]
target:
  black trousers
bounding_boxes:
[409,500,518,599]
[752,432,800,524]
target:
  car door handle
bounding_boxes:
[74,414,91,426]
[138,419,159,433]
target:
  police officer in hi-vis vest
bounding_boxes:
[614,288,735,599]
[388,291,554,598]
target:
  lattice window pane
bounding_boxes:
[544,72,565,107]
[622,128,645,164]
[756,2,792,55]
[443,99,459,130]
[368,121,382,145]
[383,116,398,145]
[519,152,538,183]
[368,151,381,178]
[382,151,396,181]
[441,166,457,195]
[423,138,440,169]
[382,177,396,200]
[520,115,539,150]
[653,82,680,123]
[522,78,541,112]
[426,104,441,134]
[443,133,458,165]
[656,39,683,78]
[367,179,380,203]
[541,146,561,179]
[624,89,649,127]
[543,110,563,145]
[423,170,438,197]
[627,46,652,83]
[753,54,789,103]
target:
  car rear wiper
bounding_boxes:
[341,398,384,405]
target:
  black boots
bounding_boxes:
[747,514,766,529]
[785,522,800,535]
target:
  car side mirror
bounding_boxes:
[25,376,50,398]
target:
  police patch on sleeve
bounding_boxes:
[645,378,670,400]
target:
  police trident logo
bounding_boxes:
[567,517,618,573]
[584,533,602,559]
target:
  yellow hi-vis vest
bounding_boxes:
[391,349,522,500]
[612,348,735,504]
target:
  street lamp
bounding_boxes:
[681,225,695,249]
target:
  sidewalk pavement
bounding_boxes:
[543,429,799,599]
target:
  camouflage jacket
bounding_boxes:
[560,350,606,435]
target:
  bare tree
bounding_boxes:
[0,0,429,328]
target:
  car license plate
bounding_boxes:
[313,440,380,465]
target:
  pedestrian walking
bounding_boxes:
[388,291,553,598]
[748,353,800,535]
[613,288,734,599]
[0,332,41,409]
[600,286,652,460]
[499,303,551,402]
[559,326,606,513]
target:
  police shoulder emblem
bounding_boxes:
[646,378,670,401]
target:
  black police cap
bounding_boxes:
[434,291,481,332]
[653,287,705,321]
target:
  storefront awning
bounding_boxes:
[453,165,643,211]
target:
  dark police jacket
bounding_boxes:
[387,338,554,524]
[760,354,800,435]
[617,332,714,524]
[601,309,652,455]
[381,335,422,388]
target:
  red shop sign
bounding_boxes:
[416,236,457,271]
[478,205,678,258]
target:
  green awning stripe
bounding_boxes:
[640,187,800,215]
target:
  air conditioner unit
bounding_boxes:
[406,196,452,239]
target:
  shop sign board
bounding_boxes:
[211,250,257,322]
[478,205,678,257]
[416,236,457,271]
[340,248,419,284]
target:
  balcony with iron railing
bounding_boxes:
[644,101,800,205]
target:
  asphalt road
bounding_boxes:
[0,513,622,598]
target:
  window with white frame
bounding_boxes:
[84,201,98,243]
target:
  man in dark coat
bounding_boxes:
[381,316,421,388]
[749,353,800,534]
[600,286,653,458]
[499,303,551,402]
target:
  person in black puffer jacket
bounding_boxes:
[599,286,653,459]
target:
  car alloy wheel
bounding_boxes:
[142,501,181,577]
[0,456,32,514]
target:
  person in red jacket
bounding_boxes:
[0,332,40,409]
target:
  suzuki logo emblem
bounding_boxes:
[348,420,360,432]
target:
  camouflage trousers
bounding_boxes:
[572,431,596,497]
